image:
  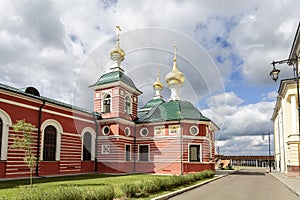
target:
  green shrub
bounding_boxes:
[140,179,161,195]
[19,184,114,200]
[185,173,197,183]
[158,178,172,191]
[121,182,140,198]
[116,171,214,199]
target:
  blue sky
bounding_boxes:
[1,0,300,155]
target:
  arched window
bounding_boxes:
[103,94,111,113]
[43,125,57,161]
[0,118,2,159]
[125,95,132,115]
[82,132,92,161]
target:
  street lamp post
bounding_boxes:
[270,54,300,135]
[262,132,271,172]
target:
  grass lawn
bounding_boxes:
[0,172,214,199]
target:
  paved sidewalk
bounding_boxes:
[271,171,300,196]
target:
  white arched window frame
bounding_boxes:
[81,127,96,161]
[124,94,132,115]
[40,119,63,161]
[102,92,112,113]
[0,109,12,161]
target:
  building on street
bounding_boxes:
[272,22,300,176]
[0,27,218,178]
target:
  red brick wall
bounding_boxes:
[0,161,6,178]
[0,91,96,178]
[39,162,59,175]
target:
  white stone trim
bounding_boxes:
[140,127,149,137]
[189,126,199,136]
[124,127,130,136]
[124,144,131,161]
[154,126,165,136]
[102,125,110,135]
[188,143,202,162]
[81,127,96,161]
[124,94,132,115]
[0,98,94,124]
[101,91,112,113]
[168,124,181,135]
[291,95,297,135]
[40,119,63,161]
[138,144,150,162]
[0,109,12,160]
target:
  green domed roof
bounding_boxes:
[137,100,210,123]
[90,71,141,93]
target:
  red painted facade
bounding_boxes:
[0,87,97,178]
[0,80,217,178]
[0,53,217,179]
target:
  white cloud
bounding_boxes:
[203,91,275,155]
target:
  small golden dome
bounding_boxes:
[165,45,185,86]
[110,46,125,60]
[153,67,163,90]
[110,25,125,63]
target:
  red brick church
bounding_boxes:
[0,28,218,178]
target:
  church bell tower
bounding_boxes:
[89,26,142,120]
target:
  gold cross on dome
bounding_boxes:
[173,44,177,61]
[116,25,122,46]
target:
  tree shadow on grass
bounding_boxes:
[0,173,141,190]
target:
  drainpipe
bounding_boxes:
[178,102,183,175]
[93,113,101,173]
[180,119,183,175]
[36,100,45,176]
[133,124,136,173]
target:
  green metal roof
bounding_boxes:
[137,110,148,119]
[0,83,100,117]
[140,98,165,109]
[137,100,210,123]
[90,71,141,92]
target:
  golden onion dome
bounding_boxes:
[110,25,125,63]
[165,47,185,86]
[153,67,163,90]
[110,46,125,60]
[165,68,185,85]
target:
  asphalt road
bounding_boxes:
[169,168,300,200]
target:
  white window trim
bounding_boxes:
[124,144,131,161]
[168,124,181,135]
[40,119,63,161]
[102,125,110,135]
[124,127,130,136]
[124,94,132,115]
[81,127,96,161]
[101,91,112,113]
[154,126,165,136]
[0,109,12,160]
[101,144,110,154]
[208,131,213,160]
[138,144,150,162]
[190,126,199,136]
[188,143,202,162]
[140,127,149,137]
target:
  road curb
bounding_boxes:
[152,170,237,200]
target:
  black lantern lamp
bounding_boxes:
[270,61,281,82]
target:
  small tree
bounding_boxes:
[10,119,36,188]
